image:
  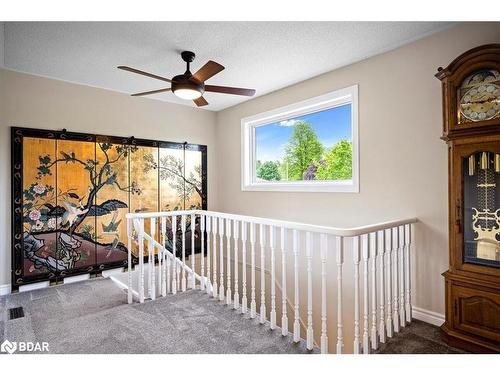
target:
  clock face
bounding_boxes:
[459,69,500,123]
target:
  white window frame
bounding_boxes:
[241,84,359,193]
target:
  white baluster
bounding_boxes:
[212,217,218,299]
[250,222,257,318]
[166,256,171,294]
[280,226,288,336]
[361,234,369,353]
[127,218,132,304]
[293,230,300,343]
[171,216,177,295]
[320,234,328,354]
[206,216,212,295]
[191,213,196,290]
[147,220,152,299]
[219,218,225,301]
[336,236,344,354]
[181,215,187,292]
[370,232,378,350]
[200,215,205,291]
[165,218,171,294]
[392,227,400,333]
[270,226,276,330]
[398,226,406,327]
[150,218,156,300]
[306,232,313,350]
[385,228,393,338]
[161,217,167,297]
[404,224,412,323]
[177,261,180,290]
[259,223,266,324]
[226,218,232,305]
[392,227,399,333]
[233,220,240,310]
[378,230,386,343]
[157,240,162,294]
[138,218,145,303]
[353,236,361,354]
[241,222,248,314]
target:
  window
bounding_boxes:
[241,85,359,192]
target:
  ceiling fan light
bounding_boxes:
[173,88,202,100]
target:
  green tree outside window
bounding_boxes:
[284,121,324,180]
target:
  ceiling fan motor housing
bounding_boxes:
[171,51,205,98]
[172,73,205,98]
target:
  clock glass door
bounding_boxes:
[463,151,500,267]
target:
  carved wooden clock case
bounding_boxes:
[436,44,500,353]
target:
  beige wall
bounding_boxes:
[0,68,218,286]
[214,22,500,317]
[1,22,498,325]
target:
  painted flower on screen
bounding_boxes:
[47,217,57,230]
[29,209,41,221]
[33,184,46,195]
[33,220,44,231]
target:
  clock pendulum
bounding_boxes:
[469,152,500,261]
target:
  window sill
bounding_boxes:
[241,180,359,193]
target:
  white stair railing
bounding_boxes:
[126,209,417,354]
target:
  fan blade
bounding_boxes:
[193,97,209,107]
[131,88,171,97]
[205,85,256,97]
[191,61,225,82]
[118,66,171,83]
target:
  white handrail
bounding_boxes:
[125,209,417,354]
[126,209,417,238]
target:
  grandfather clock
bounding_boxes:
[436,44,500,353]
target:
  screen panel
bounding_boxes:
[184,147,205,254]
[129,144,159,257]
[159,146,185,211]
[11,128,208,289]
[56,139,97,273]
[21,137,58,280]
[95,141,130,266]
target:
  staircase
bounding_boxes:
[123,209,417,354]
[112,268,317,353]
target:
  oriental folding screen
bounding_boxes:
[11,127,207,291]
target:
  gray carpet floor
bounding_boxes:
[373,320,467,354]
[0,278,316,354]
[1,278,467,354]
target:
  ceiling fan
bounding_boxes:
[118,51,256,107]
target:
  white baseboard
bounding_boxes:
[19,281,50,293]
[0,284,11,296]
[63,273,90,284]
[412,306,445,327]
[1,281,51,295]
[1,269,126,296]
[102,268,125,278]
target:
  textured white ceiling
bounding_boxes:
[4,22,452,111]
